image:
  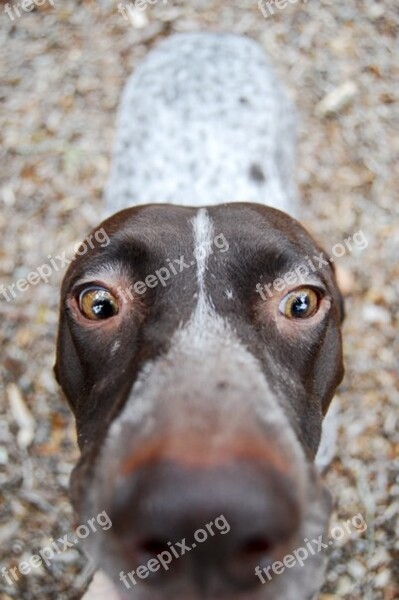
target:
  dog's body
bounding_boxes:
[55,34,344,600]
[105,33,297,216]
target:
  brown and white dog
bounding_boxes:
[55,33,344,600]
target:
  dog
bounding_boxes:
[55,33,344,600]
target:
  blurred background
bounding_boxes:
[0,1,398,598]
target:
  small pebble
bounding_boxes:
[374,568,391,588]
[362,303,391,324]
[315,82,358,117]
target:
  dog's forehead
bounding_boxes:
[106,202,300,231]
[63,203,325,295]
[100,203,316,255]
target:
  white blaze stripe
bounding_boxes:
[187,208,223,340]
[192,208,214,296]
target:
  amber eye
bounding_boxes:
[279,288,320,319]
[78,287,119,320]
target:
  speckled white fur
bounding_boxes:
[105,33,297,217]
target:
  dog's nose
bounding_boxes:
[110,460,301,592]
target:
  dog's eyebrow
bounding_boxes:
[269,261,329,289]
[69,263,124,290]
[236,246,310,280]
[288,256,333,281]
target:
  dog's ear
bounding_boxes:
[329,262,346,323]
[54,307,85,412]
[53,363,60,385]
[312,249,345,416]
[338,290,345,323]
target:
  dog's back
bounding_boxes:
[106,32,297,215]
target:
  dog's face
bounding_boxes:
[55,203,344,600]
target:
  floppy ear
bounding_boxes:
[54,307,85,413]
[311,250,345,416]
[329,262,345,323]
[338,290,345,323]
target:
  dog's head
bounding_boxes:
[55,203,343,600]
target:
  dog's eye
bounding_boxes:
[78,287,119,320]
[279,288,320,319]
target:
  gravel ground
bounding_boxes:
[0,1,398,599]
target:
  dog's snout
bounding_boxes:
[109,460,302,592]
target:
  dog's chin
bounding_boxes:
[82,571,280,600]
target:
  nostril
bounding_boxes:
[138,538,170,557]
[232,536,273,569]
[228,536,274,589]
[226,535,273,591]
[237,537,272,561]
